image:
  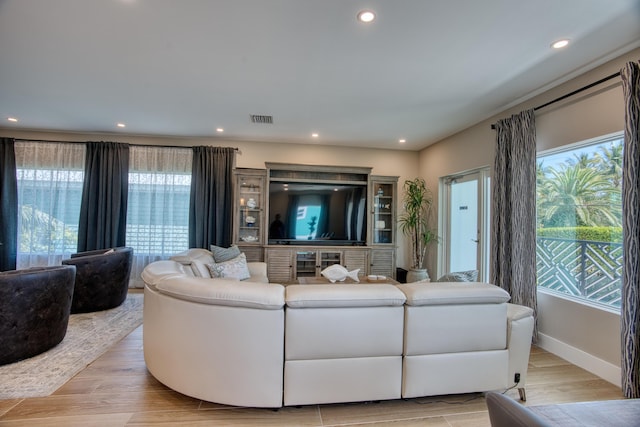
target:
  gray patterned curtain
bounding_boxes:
[188,146,235,249]
[491,109,538,340]
[77,142,130,251]
[0,138,18,271]
[621,61,640,399]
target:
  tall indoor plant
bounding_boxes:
[399,177,437,282]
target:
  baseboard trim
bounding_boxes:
[537,333,621,387]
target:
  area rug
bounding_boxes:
[0,292,143,399]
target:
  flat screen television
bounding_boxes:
[268,181,367,245]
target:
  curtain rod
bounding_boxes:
[11,138,239,151]
[490,71,621,129]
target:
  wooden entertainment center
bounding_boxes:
[232,163,398,283]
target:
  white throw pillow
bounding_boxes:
[207,253,251,281]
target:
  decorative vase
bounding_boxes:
[406,268,430,283]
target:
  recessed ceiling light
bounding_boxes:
[7,117,18,122]
[551,39,569,49]
[216,128,224,132]
[357,10,376,23]
[116,123,126,128]
[399,139,406,144]
[311,133,319,138]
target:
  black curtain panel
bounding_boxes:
[188,146,235,249]
[0,138,18,271]
[77,142,129,251]
[620,61,640,399]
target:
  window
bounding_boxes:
[15,142,86,267]
[536,132,623,309]
[15,143,192,288]
[126,146,192,286]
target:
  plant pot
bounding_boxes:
[406,268,430,283]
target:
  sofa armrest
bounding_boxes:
[507,303,535,394]
[248,262,269,283]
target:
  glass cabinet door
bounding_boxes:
[319,251,342,271]
[235,170,266,246]
[371,177,397,245]
[295,251,317,277]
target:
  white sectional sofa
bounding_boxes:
[141,250,535,408]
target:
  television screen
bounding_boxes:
[268,181,367,245]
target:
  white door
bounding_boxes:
[440,168,490,281]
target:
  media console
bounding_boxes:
[232,163,398,283]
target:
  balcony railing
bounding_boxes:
[536,237,623,308]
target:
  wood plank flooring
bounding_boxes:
[0,326,624,426]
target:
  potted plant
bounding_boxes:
[398,177,438,282]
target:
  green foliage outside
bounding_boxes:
[19,205,78,253]
[537,139,622,232]
[536,226,622,243]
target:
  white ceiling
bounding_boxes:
[1,0,639,151]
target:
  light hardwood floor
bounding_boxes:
[0,326,624,426]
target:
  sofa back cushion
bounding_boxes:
[398,281,510,355]
[155,276,285,310]
[285,285,406,360]
[403,303,508,355]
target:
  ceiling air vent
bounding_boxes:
[250,114,273,124]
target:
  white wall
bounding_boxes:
[0,128,420,270]
[418,47,639,387]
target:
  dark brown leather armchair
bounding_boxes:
[62,247,133,313]
[0,265,76,365]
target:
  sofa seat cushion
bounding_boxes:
[155,276,285,310]
[286,284,406,308]
[398,282,510,306]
